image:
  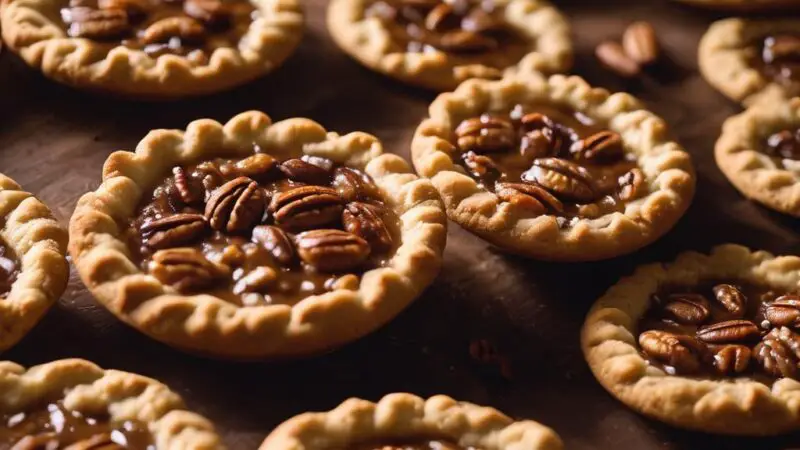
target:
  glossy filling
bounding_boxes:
[0,402,154,449]
[349,439,477,450]
[127,154,400,306]
[60,0,256,60]
[763,128,800,169]
[453,104,646,227]
[757,34,800,94]
[365,0,528,66]
[637,281,800,381]
[0,238,19,297]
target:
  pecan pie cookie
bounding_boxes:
[716,95,800,216]
[0,174,68,352]
[0,358,223,448]
[582,244,800,435]
[411,73,695,261]
[68,111,447,359]
[259,393,563,450]
[0,0,303,98]
[327,0,572,91]
[699,18,800,106]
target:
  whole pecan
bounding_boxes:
[638,330,707,374]
[278,158,333,185]
[232,266,277,295]
[570,131,624,163]
[271,185,344,231]
[342,202,393,253]
[765,295,800,328]
[141,17,205,45]
[295,229,370,272]
[522,158,597,202]
[754,326,800,379]
[455,115,515,154]
[711,284,747,318]
[140,213,207,250]
[63,7,130,39]
[696,319,761,344]
[251,225,295,265]
[183,0,230,26]
[617,167,645,202]
[205,177,266,234]
[148,248,229,292]
[461,151,501,183]
[712,344,751,375]
[495,182,563,215]
[220,154,278,181]
[662,293,710,325]
[331,167,382,202]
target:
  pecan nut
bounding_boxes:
[765,295,800,328]
[232,266,278,295]
[63,8,130,39]
[438,30,497,53]
[522,157,597,202]
[424,3,458,31]
[455,115,515,154]
[696,319,761,344]
[183,0,230,26]
[596,40,640,77]
[141,17,205,45]
[711,284,747,318]
[622,21,659,66]
[754,326,800,379]
[639,330,707,374]
[763,35,800,64]
[342,202,393,253]
[617,167,645,202]
[331,167,382,202]
[570,131,624,163]
[766,130,800,160]
[205,177,266,234]
[252,225,295,266]
[220,154,278,181]
[149,248,229,292]
[271,185,344,231]
[295,229,370,272]
[278,158,333,185]
[461,151,501,183]
[140,213,207,249]
[712,344,751,375]
[495,182,564,215]
[461,7,501,33]
[171,166,203,205]
[661,293,710,325]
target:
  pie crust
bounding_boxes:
[326,0,572,91]
[68,110,447,360]
[411,72,695,261]
[715,95,800,217]
[0,358,224,448]
[581,244,800,435]
[698,18,800,106]
[259,392,563,449]
[0,173,68,352]
[0,0,304,98]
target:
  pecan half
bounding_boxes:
[424,3,458,31]
[461,151,501,183]
[754,326,800,379]
[455,115,515,154]
[696,319,761,344]
[252,225,295,266]
[495,182,564,215]
[295,229,370,272]
[765,295,800,328]
[342,202,393,253]
[149,248,229,292]
[232,266,277,295]
[596,40,640,77]
[570,131,624,163]
[183,0,229,26]
[617,167,645,202]
[271,185,344,231]
[622,21,659,66]
[140,213,207,249]
[639,330,707,374]
[97,0,149,18]
[278,158,333,185]
[141,17,205,45]
[205,177,266,234]
[172,166,203,205]
[332,167,382,202]
[63,8,130,39]
[712,344,751,375]
[662,293,710,325]
[220,154,278,181]
[522,158,596,202]
[711,284,747,318]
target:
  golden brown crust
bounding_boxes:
[326,0,572,91]
[68,110,447,360]
[581,244,800,436]
[0,358,224,448]
[259,393,563,450]
[411,72,695,261]
[715,95,800,216]
[0,173,68,352]
[0,0,304,98]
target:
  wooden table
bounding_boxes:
[1,0,799,448]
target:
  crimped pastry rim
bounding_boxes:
[326,0,573,91]
[259,392,563,450]
[0,358,224,449]
[581,244,800,436]
[0,173,69,352]
[715,95,800,217]
[68,110,448,359]
[410,72,695,261]
[0,0,304,98]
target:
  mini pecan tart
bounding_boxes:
[259,393,562,450]
[716,95,800,216]
[0,174,68,352]
[699,18,800,106]
[326,0,572,91]
[582,244,800,435]
[68,111,447,359]
[411,73,695,261]
[0,358,223,448]
[0,0,303,98]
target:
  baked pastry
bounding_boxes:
[715,95,800,216]
[68,111,447,359]
[327,0,572,91]
[582,244,800,435]
[0,358,223,448]
[259,393,563,449]
[0,0,303,98]
[699,18,800,106]
[411,72,695,261]
[672,0,800,11]
[0,174,68,352]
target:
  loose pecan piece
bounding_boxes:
[63,8,130,39]
[696,319,761,344]
[765,295,800,328]
[332,167,382,202]
[662,293,710,325]
[622,21,659,66]
[278,158,332,185]
[295,229,370,272]
[754,326,800,379]
[617,167,645,202]
[711,284,747,318]
[570,131,624,163]
[141,17,205,45]
[495,182,563,215]
[149,248,229,292]
[271,186,344,231]
[342,202,393,253]
[205,177,266,234]
[140,213,207,249]
[220,154,279,181]
[639,330,707,374]
[522,158,596,202]
[252,225,295,265]
[712,344,751,375]
[455,115,515,154]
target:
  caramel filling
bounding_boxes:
[0,238,19,297]
[757,34,800,93]
[60,0,255,61]
[764,128,800,167]
[127,154,400,306]
[453,104,646,227]
[0,402,153,449]
[637,281,800,381]
[349,440,477,450]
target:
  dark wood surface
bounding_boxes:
[2,0,800,448]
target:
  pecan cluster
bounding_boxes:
[454,112,645,214]
[138,154,395,295]
[639,283,800,379]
